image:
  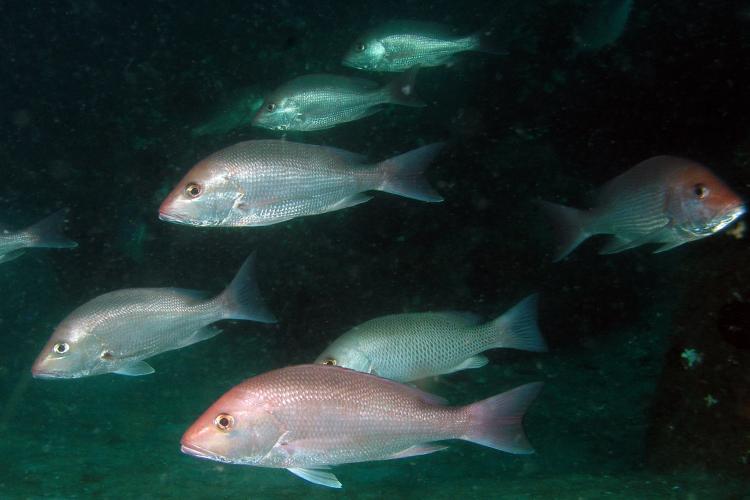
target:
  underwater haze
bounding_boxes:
[1,0,750,498]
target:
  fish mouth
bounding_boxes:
[31,368,76,379]
[180,443,225,462]
[712,204,746,233]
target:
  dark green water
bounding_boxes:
[1,1,749,498]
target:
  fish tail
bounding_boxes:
[467,27,508,55]
[383,67,425,108]
[375,143,444,202]
[23,210,78,249]
[537,200,592,262]
[218,252,276,323]
[490,294,547,352]
[462,382,543,454]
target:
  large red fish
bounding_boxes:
[541,155,745,261]
[180,364,542,488]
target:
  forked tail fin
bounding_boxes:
[538,200,592,261]
[490,294,547,352]
[24,210,78,249]
[376,143,444,202]
[219,252,276,323]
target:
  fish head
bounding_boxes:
[252,95,303,131]
[315,344,374,374]
[31,323,104,379]
[159,158,236,227]
[181,386,283,465]
[343,36,386,70]
[667,161,745,237]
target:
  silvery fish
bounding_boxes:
[191,85,264,137]
[31,254,275,379]
[343,20,497,72]
[181,364,542,488]
[540,155,745,261]
[159,140,443,227]
[0,210,77,264]
[252,70,423,131]
[315,295,546,382]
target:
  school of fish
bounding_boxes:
[13,9,745,492]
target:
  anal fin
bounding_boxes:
[114,360,155,376]
[287,467,342,488]
[0,249,26,264]
[388,443,448,460]
[329,193,374,212]
[176,325,222,348]
[446,354,489,374]
[653,240,687,253]
[599,227,674,255]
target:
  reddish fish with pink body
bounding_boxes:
[180,364,542,488]
[541,155,745,261]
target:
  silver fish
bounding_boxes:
[540,155,745,261]
[0,210,77,264]
[343,20,496,72]
[158,140,444,227]
[315,295,546,382]
[181,364,542,488]
[252,70,423,131]
[31,254,275,379]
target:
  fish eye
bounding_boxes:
[53,342,69,355]
[266,103,277,112]
[100,351,114,361]
[693,183,709,199]
[214,413,234,431]
[185,182,202,199]
[355,42,366,52]
[322,358,337,366]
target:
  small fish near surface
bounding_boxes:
[252,69,423,131]
[540,155,745,261]
[0,210,77,264]
[180,364,542,488]
[159,140,444,227]
[31,253,275,379]
[343,20,500,72]
[315,294,546,382]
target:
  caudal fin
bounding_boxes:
[491,294,547,352]
[219,253,276,323]
[376,143,444,202]
[24,210,78,249]
[384,68,425,107]
[537,200,591,262]
[466,27,508,56]
[463,382,543,454]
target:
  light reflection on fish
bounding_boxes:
[252,70,423,131]
[31,254,275,379]
[180,364,542,488]
[540,155,745,261]
[315,294,546,382]
[0,210,77,264]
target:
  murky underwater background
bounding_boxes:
[1,0,749,498]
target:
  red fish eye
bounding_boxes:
[185,182,202,198]
[214,413,234,431]
[53,342,69,354]
[355,43,366,52]
[266,103,277,112]
[322,358,337,366]
[693,183,709,199]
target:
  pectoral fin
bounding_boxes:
[287,467,342,489]
[114,360,155,376]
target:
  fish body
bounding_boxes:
[252,70,423,131]
[158,140,443,227]
[315,295,546,381]
[191,86,264,137]
[31,254,275,379]
[343,21,491,72]
[0,210,77,264]
[541,156,745,261]
[180,364,542,488]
